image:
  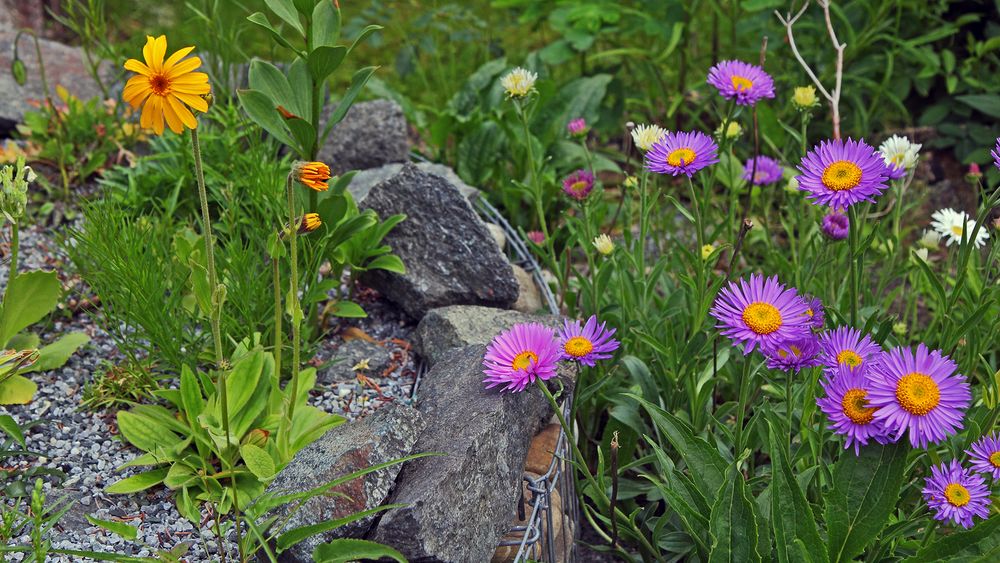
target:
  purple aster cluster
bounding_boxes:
[796,138,891,209]
[562,169,594,200]
[764,335,821,373]
[646,130,720,177]
[482,315,619,392]
[922,460,991,529]
[706,60,776,106]
[822,211,850,240]
[742,156,783,186]
[710,274,812,355]
[966,433,1000,481]
[817,364,889,455]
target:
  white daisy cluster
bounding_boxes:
[930,208,989,248]
[630,123,666,152]
[878,135,921,173]
[500,67,537,98]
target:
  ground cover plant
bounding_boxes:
[1,0,999,561]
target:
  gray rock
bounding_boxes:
[511,265,543,314]
[414,305,560,367]
[347,162,480,204]
[486,223,506,251]
[316,339,392,384]
[318,100,409,175]
[356,164,519,319]
[368,345,558,562]
[264,403,424,562]
[0,29,114,131]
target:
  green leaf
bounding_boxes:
[0,374,37,404]
[307,45,347,84]
[180,365,205,424]
[277,505,404,552]
[249,60,302,116]
[956,94,1000,119]
[286,117,316,158]
[903,515,1000,562]
[329,300,367,318]
[629,394,728,497]
[264,0,305,38]
[313,539,407,563]
[85,515,138,541]
[105,467,169,494]
[116,410,181,453]
[246,12,299,54]
[457,120,505,186]
[6,332,39,349]
[238,88,296,148]
[766,419,827,563]
[364,254,405,274]
[20,332,89,373]
[310,0,341,49]
[825,442,908,563]
[240,444,276,480]
[0,414,25,447]
[708,465,763,563]
[225,347,266,417]
[321,66,379,144]
[0,270,61,347]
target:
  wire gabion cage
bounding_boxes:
[408,192,578,562]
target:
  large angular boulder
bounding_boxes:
[0,29,113,132]
[318,100,409,175]
[355,164,519,319]
[346,162,480,205]
[368,345,563,562]
[414,305,561,366]
[263,403,424,562]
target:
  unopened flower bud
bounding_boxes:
[593,234,614,255]
[292,161,331,192]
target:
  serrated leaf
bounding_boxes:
[708,465,763,563]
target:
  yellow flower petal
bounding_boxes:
[123,79,152,107]
[123,59,152,76]
[163,46,195,71]
[173,91,209,113]
[148,35,167,71]
[161,97,184,134]
[167,95,198,129]
[165,56,202,79]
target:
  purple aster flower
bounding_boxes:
[706,60,776,106]
[867,344,971,449]
[966,433,1000,481]
[742,156,783,185]
[885,163,907,180]
[822,211,850,240]
[801,294,825,330]
[922,460,991,529]
[992,137,1000,171]
[645,131,720,177]
[562,169,594,200]
[796,138,891,209]
[817,326,882,375]
[483,322,562,393]
[817,364,890,455]
[567,118,587,137]
[709,274,812,355]
[526,230,545,245]
[763,334,821,372]
[557,315,620,367]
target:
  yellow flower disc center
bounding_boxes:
[777,345,802,359]
[150,74,170,96]
[836,349,863,367]
[511,350,538,371]
[841,388,875,424]
[731,75,753,91]
[667,148,696,167]
[989,451,1000,468]
[742,302,782,335]
[564,336,594,358]
[821,160,863,191]
[569,181,589,195]
[950,225,964,237]
[895,372,940,416]
[944,483,970,507]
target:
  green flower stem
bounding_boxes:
[9,222,18,281]
[190,128,224,368]
[272,257,283,379]
[285,174,302,442]
[533,379,661,560]
[848,205,859,325]
[636,170,650,277]
[734,357,754,457]
[687,176,704,251]
[785,369,794,454]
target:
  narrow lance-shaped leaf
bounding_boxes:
[766,418,827,563]
[708,464,763,563]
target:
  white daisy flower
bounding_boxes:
[500,67,537,98]
[917,229,941,250]
[631,124,666,152]
[930,208,989,248]
[878,135,921,177]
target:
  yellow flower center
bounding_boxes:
[805,308,814,318]
[777,345,802,359]
[836,349,863,367]
[944,483,970,507]
[895,372,940,416]
[950,225,964,237]
[564,336,594,358]
[989,451,1000,468]
[569,181,589,195]
[667,148,696,167]
[149,74,171,96]
[731,75,753,91]
[891,154,905,165]
[841,388,875,424]
[742,302,782,335]
[511,350,539,371]
[821,160,863,191]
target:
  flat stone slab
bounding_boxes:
[356,163,519,319]
[368,344,560,562]
[264,403,424,562]
[318,99,409,175]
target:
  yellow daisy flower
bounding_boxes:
[123,35,210,135]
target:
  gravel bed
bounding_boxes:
[2,224,417,561]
